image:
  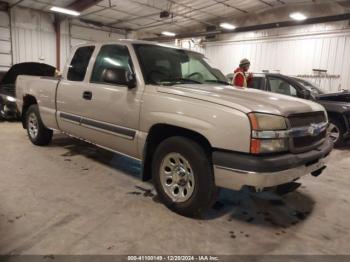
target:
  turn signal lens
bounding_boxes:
[250,139,261,154]
[248,113,289,154]
[251,138,288,154]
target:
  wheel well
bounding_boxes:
[328,111,346,131]
[141,124,212,181]
[21,95,37,128]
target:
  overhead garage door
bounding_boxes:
[0,11,12,72]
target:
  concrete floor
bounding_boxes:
[0,121,350,255]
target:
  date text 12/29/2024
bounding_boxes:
[127,256,219,261]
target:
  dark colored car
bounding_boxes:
[0,62,56,120]
[249,73,350,146]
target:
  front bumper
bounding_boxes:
[213,138,333,191]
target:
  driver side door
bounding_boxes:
[82,44,143,158]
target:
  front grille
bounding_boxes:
[288,112,327,151]
[288,111,326,128]
[293,130,327,148]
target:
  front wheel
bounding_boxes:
[25,104,53,146]
[328,118,345,147]
[152,136,216,217]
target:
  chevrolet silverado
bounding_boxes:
[16,40,333,217]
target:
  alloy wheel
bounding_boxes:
[159,152,195,203]
[28,112,39,139]
[328,123,340,143]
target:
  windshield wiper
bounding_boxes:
[160,78,202,85]
[205,79,230,85]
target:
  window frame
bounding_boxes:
[249,76,266,90]
[266,76,299,97]
[66,45,95,82]
[89,44,135,87]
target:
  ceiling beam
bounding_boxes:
[67,0,103,12]
[144,12,350,41]
[167,0,223,20]
[0,1,9,11]
[9,0,25,8]
[257,0,274,7]
[213,0,248,14]
[128,0,216,27]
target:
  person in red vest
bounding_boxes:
[232,58,253,88]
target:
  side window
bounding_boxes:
[91,44,133,84]
[67,46,95,81]
[249,77,263,90]
[268,77,297,96]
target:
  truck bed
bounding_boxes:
[16,75,60,130]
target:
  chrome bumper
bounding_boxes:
[214,152,331,191]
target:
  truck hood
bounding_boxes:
[317,91,350,103]
[157,84,324,116]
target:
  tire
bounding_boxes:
[25,104,53,146]
[152,136,216,217]
[328,117,345,147]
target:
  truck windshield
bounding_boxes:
[133,44,229,86]
[293,78,324,96]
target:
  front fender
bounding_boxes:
[140,92,252,153]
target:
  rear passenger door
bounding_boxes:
[56,45,96,138]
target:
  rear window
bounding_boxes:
[67,46,95,81]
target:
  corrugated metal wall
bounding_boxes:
[0,10,12,71]
[70,24,125,47]
[10,7,56,69]
[205,21,350,92]
[8,6,126,72]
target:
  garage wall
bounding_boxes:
[57,22,125,71]
[0,10,12,71]
[8,6,126,72]
[204,21,350,93]
[10,7,56,69]
[70,23,125,47]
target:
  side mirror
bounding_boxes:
[300,89,311,99]
[101,68,136,89]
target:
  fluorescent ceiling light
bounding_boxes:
[161,31,176,37]
[219,22,236,30]
[289,12,307,21]
[104,58,121,67]
[50,6,80,16]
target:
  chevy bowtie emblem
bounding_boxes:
[308,123,322,136]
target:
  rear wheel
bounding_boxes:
[328,118,345,147]
[25,105,53,146]
[152,136,216,217]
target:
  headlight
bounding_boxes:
[248,113,287,130]
[248,113,289,154]
[6,96,16,102]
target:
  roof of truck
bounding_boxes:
[73,39,203,55]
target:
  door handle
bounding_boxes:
[83,91,92,100]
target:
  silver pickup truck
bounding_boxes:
[16,40,333,217]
